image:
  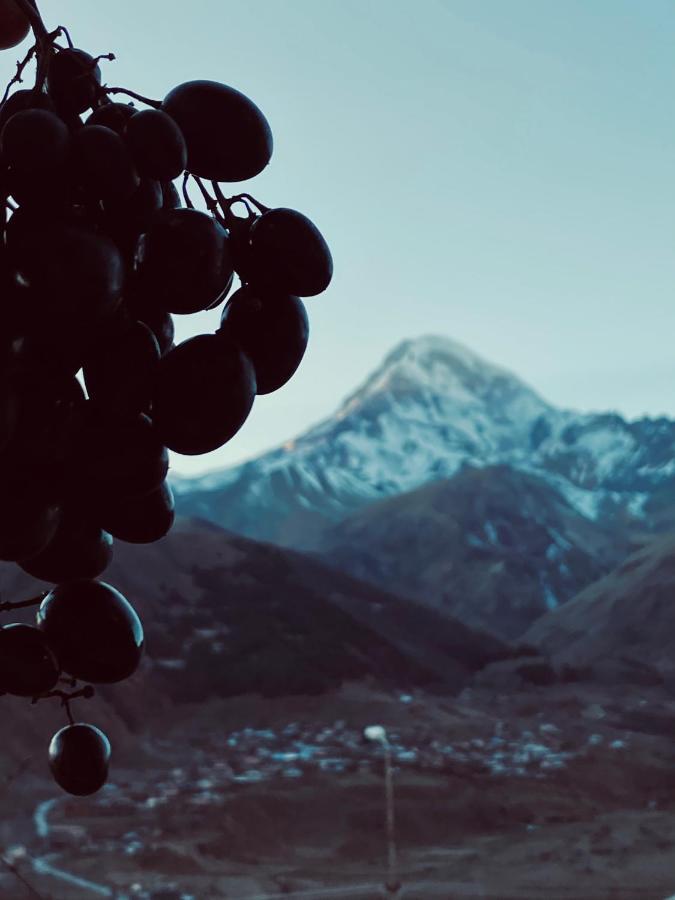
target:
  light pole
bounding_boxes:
[364,725,401,896]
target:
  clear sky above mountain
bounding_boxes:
[8,1,675,474]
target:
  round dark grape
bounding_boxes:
[71,409,168,506]
[20,513,113,583]
[37,580,144,684]
[86,101,137,134]
[219,287,309,394]
[160,180,182,210]
[124,108,187,181]
[10,223,125,327]
[49,723,111,796]
[162,80,272,181]
[47,48,102,115]
[100,481,174,543]
[0,1,30,50]
[0,89,55,132]
[246,207,333,297]
[152,334,255,455]
[73,124,139,204]
[0,624,60,697]
[132,306,174,356]
[0,492,61,562]
[83,319,160,417]
[1,109,70,174]
[134,208,233,314]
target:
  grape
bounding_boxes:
[127,303,174,356]
[124,108,187,181]
[73,124,139,204]
[134,208,233,314]
[73,410,169,503]
[83,319,160,417]
[100,481,174,543]
[0,624,60,697]
[1,108,70,174]
[47,48,102,115]
[37,580,144,684]
[0,492,61,562]
[19,512,113,583]
[0,0,29,50]
[162,80,272,181]
[49,723,111,796]
[0,89,55,131]
[160,180,182,210]
[219,287,309,394]
[103,177,163,260]
[10,224,125,328]
[245,207,333,297]
[6,161,73,212]
[86,101,137,133]
[152,334,255,455]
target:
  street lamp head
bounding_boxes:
[364,724,388,744]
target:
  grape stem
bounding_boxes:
[0,592,47,613]
[103,86,161,108]
[58,23,74,48]
[31,685,95,724]
[0,43,36,104]
[181,171,194,209]
[192,176,224,219]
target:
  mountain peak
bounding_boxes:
[334,333,550,422]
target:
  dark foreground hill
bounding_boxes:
[0,517,512,763]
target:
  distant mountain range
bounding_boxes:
[175,335,675,545]
[173,335,675,638]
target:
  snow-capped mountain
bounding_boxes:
[174,335,675,548]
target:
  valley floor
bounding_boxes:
[3,680,675,899]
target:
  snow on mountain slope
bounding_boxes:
[174,335,675,547]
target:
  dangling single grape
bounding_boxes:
[37,580,144,684]
[49,723,111,795]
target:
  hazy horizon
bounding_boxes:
[5,0,675,476]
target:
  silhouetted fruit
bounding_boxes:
[49,723,111,795]
[0,89,55,131]
[47,48,101,114]
[0,1,29,51]
[20,513,113,583]
[247,207,333,297]
[6,161,73,211]
[152,334,255,455]
[219,287,309,394]
[134,208,233,314]
[0,489,61,561]
[1,109,70,174]
[160,180,181,210]
[129,303,174,356]
[83,319,160,417]
[0,623,59,697]
[74,411,168,503]
[10,224,124,326]
[37,580,144,683]
[86,101,136,133]
[124,108,187,180]
[73,124,139,203]
[101,481,174,543]
[162,80,272,181]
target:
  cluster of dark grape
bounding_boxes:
[0,0,332,796]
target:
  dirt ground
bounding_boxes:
[4,679,675,899]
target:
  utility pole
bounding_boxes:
[364,725,401,897]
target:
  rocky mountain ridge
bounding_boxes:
[174,335,675,549]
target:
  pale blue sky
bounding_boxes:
[6,1,675,474]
